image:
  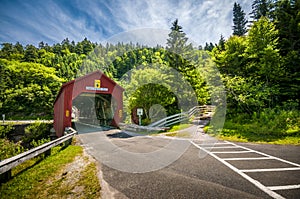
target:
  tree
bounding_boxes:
[233,2,248,36]
[274,0,300,103]
[218,35,226,50]
[250,0,273,21]
[204,42,215,51]
[213,17,284,112]
[166,19,209,105]
[23,45,38,62]
[212,36,248,76]
[122,66,179,124]
[0,43,14,59]
[246,17,282,86]
[0,59,64,116]
[166,19,193,71]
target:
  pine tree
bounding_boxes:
[250,0,272,21]
[274,0,300,104]
[166,19,193,71]
[204,42,215,51]
[218,35,226,50]
[166,19,192,55]
[232,2,248,36]
[166,19,209,105]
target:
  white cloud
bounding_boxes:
[0,0,252,46]
[102,0,252,46]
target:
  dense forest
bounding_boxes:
[0,0,299,140]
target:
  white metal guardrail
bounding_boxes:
[0,127,77,176]
[148,105,215,128]
[121,105,215,133]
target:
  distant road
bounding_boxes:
[77,124,300,199]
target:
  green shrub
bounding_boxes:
[0,124,14,138]
[22,122,52,148]
[0,138,24,160]
[219,107,300,143]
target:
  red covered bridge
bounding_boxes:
[53,70,124,137]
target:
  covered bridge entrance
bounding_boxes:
[54,71,124,137]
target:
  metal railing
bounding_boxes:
[120,105,215,133]
[0,127,77,178]
[148,105,215,128]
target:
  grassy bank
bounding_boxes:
[0,141,101,198]
[160,124,192,138]
[209,108,300,145]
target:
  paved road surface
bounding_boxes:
[76,123,300,199]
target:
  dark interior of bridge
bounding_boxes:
[72,93,117,126]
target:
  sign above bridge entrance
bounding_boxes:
[94,79,101,88]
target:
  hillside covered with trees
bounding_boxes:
[0,0,299,142]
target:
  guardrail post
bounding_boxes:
[63,127,73,148]
[44,149,51,158]
[0,169,11,184]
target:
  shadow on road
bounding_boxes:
[106,132,133,139]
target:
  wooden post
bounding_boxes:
[0,169,11,184]
[44,149,51,158]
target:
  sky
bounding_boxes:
[0,0,252,47]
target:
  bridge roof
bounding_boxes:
[54,70,124,104]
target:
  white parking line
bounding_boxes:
[202,146,240,149]
[241,167,300,173]
[225,141,300,168]
[223,157,273,161]
[268,184,300,191]
[196,142,232,146]
[190,141,285,199]
[211,151,254,154]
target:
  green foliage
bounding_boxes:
[0,138,24,160]
[0,59,64,117]
[122,66,180,122]
[222,75,278,114]
[22,122,52,148]
[0,124,24,160]
[0,124,13,138]
[213,17,287,113]
[219,108,300,144]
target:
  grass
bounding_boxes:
[167,124,192,132]
[0,140,101,198]
[206,108,300,145]
[161,123,193,138]
[216,133,300,145]
[164,131,191,138]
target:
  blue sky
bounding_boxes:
[0,0,252,47]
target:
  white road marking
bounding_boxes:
[190,141,285,199]
[196,142,232,146]
[225,141,300,167]
[202,146,240,149]
[223,157,274,161]
[241,167,300,173]
[268,184,300,191]
[211,151,254,154]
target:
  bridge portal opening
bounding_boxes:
[54,71,124,137]
[72,93,118,126]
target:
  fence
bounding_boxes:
[148,105,215,128]
[121,105,215,133]
[0,127,77,182]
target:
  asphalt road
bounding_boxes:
[76,123,300,199]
